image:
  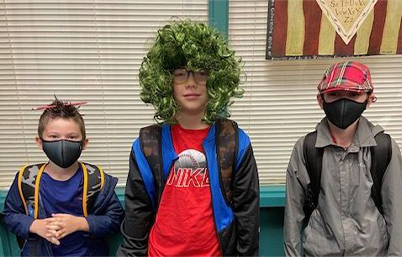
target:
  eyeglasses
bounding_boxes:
[172,68,208,84]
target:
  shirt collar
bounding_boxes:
[315,116,382,149]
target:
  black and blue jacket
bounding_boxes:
[3,170,124,256]
[118,121,259,256]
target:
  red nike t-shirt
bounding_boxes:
[148,124,222,257]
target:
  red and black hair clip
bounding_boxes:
[32,101,87,111]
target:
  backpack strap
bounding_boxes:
[18,162,104,219]
[370,132,392,215]
[81,162,104,216]
[139,124,163,204]
[303,130,392,219]
[302,131,323,221]
[16,163,46,251]
[18,163,46,219]
[215,118,238,204]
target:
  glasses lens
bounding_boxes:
[194,69,208,84]
[173,69,188,83]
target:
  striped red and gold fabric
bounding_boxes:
[266,0,402,59]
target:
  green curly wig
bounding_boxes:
[139,19,244,125]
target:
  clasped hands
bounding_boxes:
[29,213,89,245]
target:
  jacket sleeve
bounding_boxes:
[117,148,154,257]
[283,137,307,257]
[381,139,402,256]
[232,143,260,256]
[3,173,35,240]
[85,174,124,238]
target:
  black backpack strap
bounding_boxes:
[139,124,163,204]
[302,130,392,218]
[81,162,104,216]
[302,131,323,221]
[215,118,238,204]
[370,132,392,215]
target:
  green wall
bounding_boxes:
[0,186,285,256]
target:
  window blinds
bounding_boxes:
[0,0,208,188]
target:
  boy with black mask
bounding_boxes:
[3,98,124,256]
[284,61,402,256]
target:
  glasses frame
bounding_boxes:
[172,68,209,84]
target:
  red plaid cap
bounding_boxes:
[318,61,373,94]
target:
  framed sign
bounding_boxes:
[266,0,402,60]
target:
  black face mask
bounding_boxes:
[41,138,83,168]
[323,98,367,129]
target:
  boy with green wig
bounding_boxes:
[117,20,260,256]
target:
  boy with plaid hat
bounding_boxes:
[284,61,402,256]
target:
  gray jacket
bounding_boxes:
[284,116,402,256]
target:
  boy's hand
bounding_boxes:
[47,213,90,240]
[29,219,60,245]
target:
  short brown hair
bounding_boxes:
[37,98,86,139]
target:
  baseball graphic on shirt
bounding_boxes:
[174,149,206,174]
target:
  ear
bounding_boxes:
[82,138,89,150]
[35,135,43,150]
[367,93,376,108]
[317,94,324,109]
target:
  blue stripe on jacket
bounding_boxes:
[133,139,157,210]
